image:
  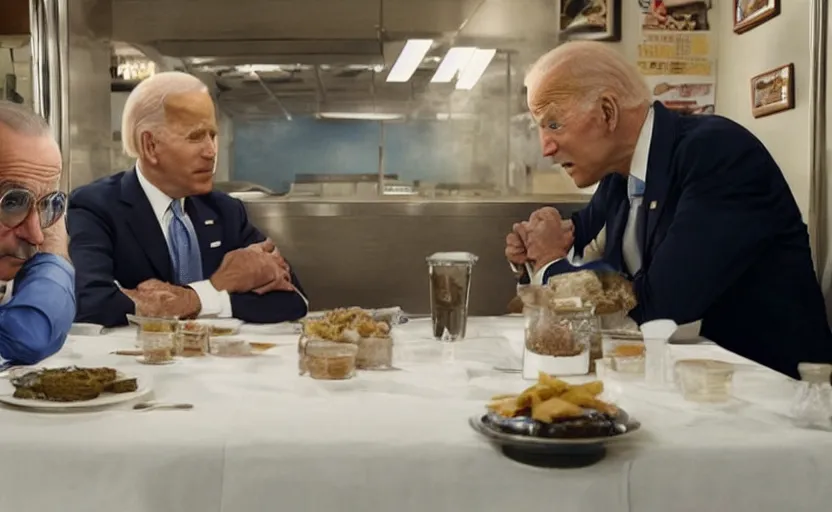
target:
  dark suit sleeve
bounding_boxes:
[67,203,136,327]
[227,199,309,323]
[629,132,781,324]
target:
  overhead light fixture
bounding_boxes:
[455,48,496,90]
[386,39,433,82]
[435,112,475,120]
[431,47,476,83]
[318,112,405,121]
[234,64,285,73]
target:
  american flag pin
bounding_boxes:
[649,201,658,210]
[205,219,215,225]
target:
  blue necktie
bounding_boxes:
[623,176,646,275]
[167,200,203,285]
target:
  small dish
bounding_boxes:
[69,323,104,336]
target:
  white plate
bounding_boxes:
[191,318,243,333]
[0,372,151,410]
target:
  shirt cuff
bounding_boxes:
[188,280,233,318]
[530,259,564,285]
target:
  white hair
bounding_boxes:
[121,71,209,158]
[524,41,650,117]
[0,100,51,137]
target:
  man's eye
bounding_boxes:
[547,122,560,130]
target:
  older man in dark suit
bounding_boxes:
[69,72,308,327]
[505,41,832,379]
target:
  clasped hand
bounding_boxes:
[122,239,294,317]
[505,207,575,272]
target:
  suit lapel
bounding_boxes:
[119,169,173,281]
[641,102,679,259]
[186,197,225,276]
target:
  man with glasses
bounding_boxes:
[0,100,73,365]
[68,72,308,327]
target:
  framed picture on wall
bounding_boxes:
[560,0,622,42]
[734,0,780,34]
[750,63,794,119]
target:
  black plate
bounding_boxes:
[469,411,641,468]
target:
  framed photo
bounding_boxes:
[734,0,780,34]
[560,0,621,42]
[750,63,794,119]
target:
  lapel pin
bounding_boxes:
[204,219,215,225]
[210,241,221,248]
[649,200,658,210]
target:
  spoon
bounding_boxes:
[133,401,193,411]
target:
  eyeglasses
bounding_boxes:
[0,188,67,230]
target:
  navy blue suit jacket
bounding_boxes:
[68,169,309,327]
[541,102,832,379]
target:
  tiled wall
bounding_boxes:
[232,117,478,194]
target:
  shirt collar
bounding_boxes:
[629,106,654,184]
[135,161,183,223]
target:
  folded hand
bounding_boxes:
[122,279,201,318]
[210,244,294,294]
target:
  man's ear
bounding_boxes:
[599,94,620,133]
[140,131,159,165]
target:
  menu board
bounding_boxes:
[636,1,717,115]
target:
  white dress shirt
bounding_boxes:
[621,106,654,276]
[530,107,654,285]
[135,164,233,318]
[0,280,12,306]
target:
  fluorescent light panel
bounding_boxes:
[318,112,404,121]
[455,48,496,90]
[430,47,476,83]
[386,39,433,82]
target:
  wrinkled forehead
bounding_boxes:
[0,125,61,193]
[163,91,217,132]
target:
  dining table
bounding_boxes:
[0,315,830,512]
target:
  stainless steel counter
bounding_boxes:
[242,198,589,315]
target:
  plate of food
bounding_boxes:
[0,366,150,410]
[470,372,640,467]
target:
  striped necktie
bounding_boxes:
[167,200,203,285]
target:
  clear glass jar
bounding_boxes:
[522,305,595,378]
[176,322,210,357]
[130,315,178,364]
[298,337,358,380]
[791,363,832,430]
[355,336,393,370]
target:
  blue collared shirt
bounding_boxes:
[0,253,76,365]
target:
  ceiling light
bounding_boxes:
[386,39,433,82]
[435,112,475,120]
[431,47,476,83]
[455,49,496,90]
[234,64,285,73]
[318,112,405,121]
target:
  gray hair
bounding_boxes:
[121,71,210,158]
[525,41,651,116]
[0,100,51,137]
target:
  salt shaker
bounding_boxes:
[640,319,678,388]
[790,363,832,431]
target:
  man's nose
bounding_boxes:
[203,136,218,159]
[540,132,558,157]
[14,210,45,246]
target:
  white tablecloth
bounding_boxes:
[0,317,829,512]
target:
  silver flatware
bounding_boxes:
[493,366,522,374]
[133,401,193,411]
